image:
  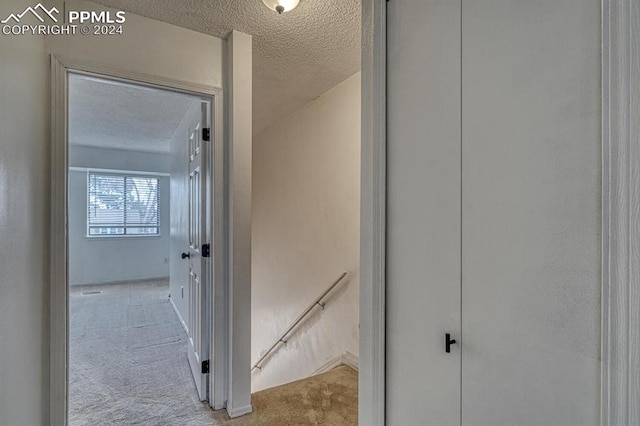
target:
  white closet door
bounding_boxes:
[386,1,462,425]
[461,1,601,424]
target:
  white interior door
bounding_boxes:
[460,1,601,424]
[186,102,209,401]
[386,1,462,424]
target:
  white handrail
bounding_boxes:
[251,271,350,372]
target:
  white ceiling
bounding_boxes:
[90,0,361,136]
[69,74,200,153]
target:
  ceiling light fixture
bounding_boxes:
[262,0,300,14]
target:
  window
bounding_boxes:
[87,172,160,236]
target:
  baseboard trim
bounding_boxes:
[227,404,253,418]
[169,296,188,334]
[313,351,359,375]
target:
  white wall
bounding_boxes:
[68,146,170,285]
[251,72,361,391]
[70,145,169,173]
[45,0,224,89]
[0,0,47,424]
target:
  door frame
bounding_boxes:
[364,0,640,425]
[360,1,386,426]
[49,55,227,425]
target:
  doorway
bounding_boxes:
[65,71,221,424]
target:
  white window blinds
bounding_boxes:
[87,172,160,236]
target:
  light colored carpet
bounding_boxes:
[233,366,358,426]
[69,279,357,426]
[69,279,226,425]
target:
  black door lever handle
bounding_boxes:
[445,333,457,353]
[181,252,190,259]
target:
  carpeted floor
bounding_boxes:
[240,366,358,426]
[69,279,358,426]
[69,278,226,426]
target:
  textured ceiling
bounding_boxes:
[90,0,361,135]
[69,74,200,153]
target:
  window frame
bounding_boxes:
[85,170,161,238]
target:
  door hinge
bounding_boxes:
[202,243,211,258]
[202,360,210,374]
[202,127,211,142]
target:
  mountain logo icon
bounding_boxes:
[1,3,59,24]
